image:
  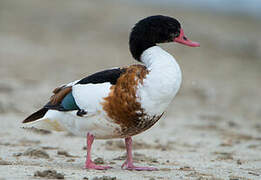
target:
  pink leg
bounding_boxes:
[121,137,158,171]
[85,133,112,170]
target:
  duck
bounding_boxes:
[22,15,200,171]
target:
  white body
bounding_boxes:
[25,46,182,139]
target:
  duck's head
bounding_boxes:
[129,15,200,61]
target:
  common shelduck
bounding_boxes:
[23,15,200,171]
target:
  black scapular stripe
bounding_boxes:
[77,68,126,85]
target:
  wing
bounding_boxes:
[23,68,126,123]
[46,68,126,111]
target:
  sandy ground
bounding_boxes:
[0,0,261,179]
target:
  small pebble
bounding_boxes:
[237,159,242,165]
[13,153,22,157]
[248,172,259,176]
[94,157,105,164]
[57,150,76,157]
[23,148,49,159]
[92,176,116,180]
[34,169,64,179]
[179,166,194,171]
[0,160,12,165]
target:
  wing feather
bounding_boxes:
[23,68,126,123]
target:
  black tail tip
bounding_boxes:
[23,108,48,123]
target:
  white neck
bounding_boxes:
[137,46,182,115]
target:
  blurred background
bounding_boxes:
[0,0,260,179]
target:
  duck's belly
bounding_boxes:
[37,109,163,139]
[40,110,122,139]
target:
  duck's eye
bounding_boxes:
[174,31,180,38]
[170,32,179,39]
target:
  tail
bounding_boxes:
[23,108,48,123]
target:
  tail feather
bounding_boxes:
[23,108,48,123]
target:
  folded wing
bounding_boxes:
[22,68,126,123]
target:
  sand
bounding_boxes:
[0,0,261,179]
